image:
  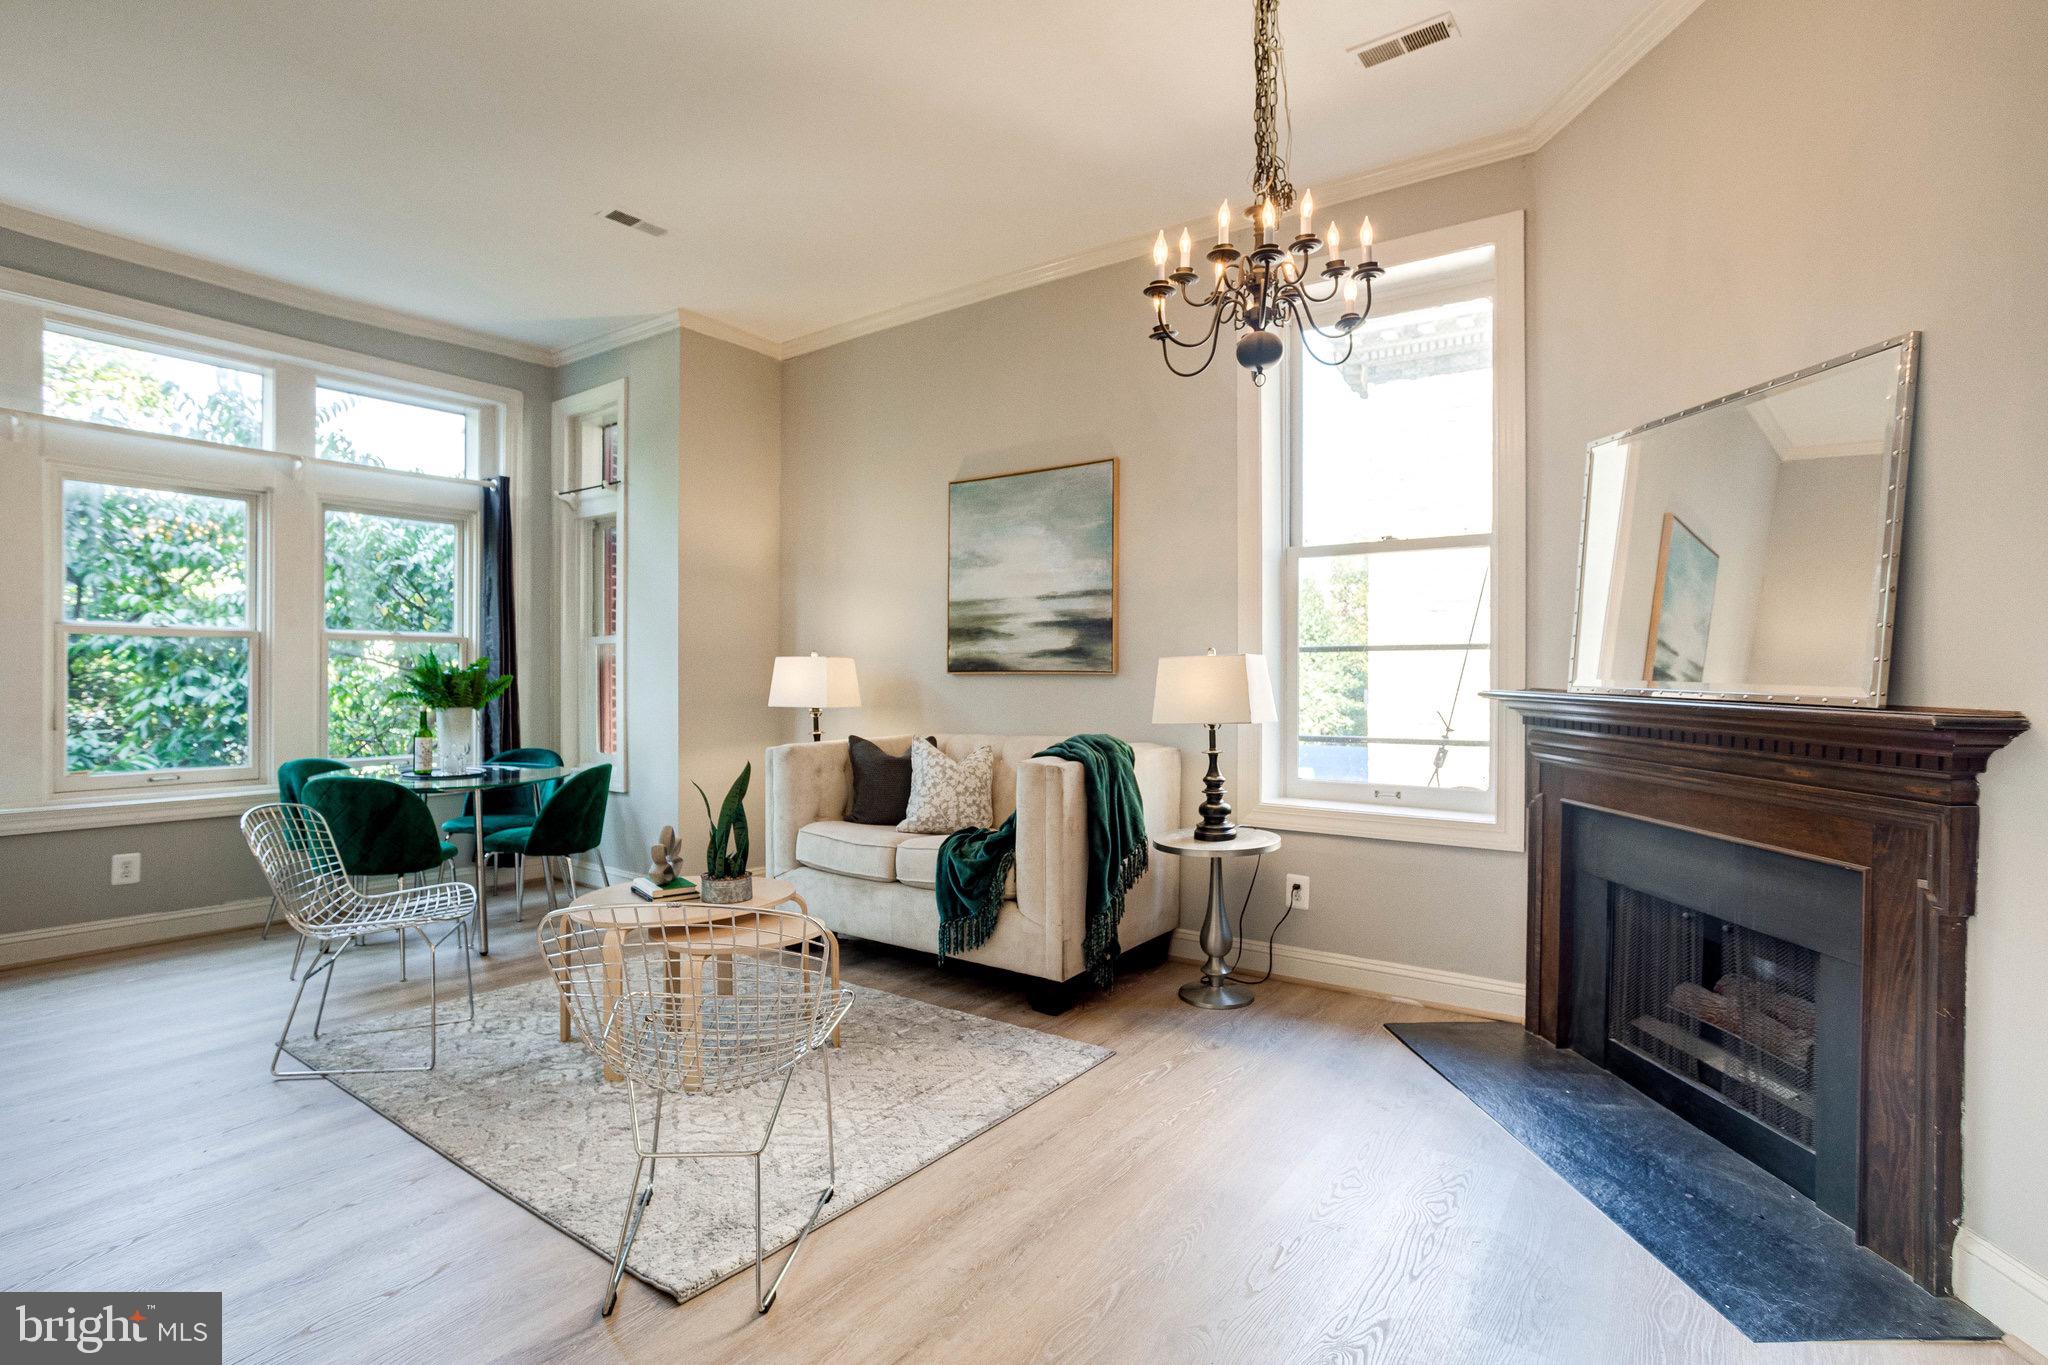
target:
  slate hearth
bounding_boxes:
[1493,690,2027,1292]
[1390,1020,1998,1343]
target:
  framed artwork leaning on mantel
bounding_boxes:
[947,457,1118,675]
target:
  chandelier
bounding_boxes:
[1143,0,1382,385]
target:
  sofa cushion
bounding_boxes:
[898,739,995,834]
[892,834,947,889]
[795,821,915,882]
[895,833,1014,899]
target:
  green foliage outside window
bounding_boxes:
[1296,559,1369,739]
[47,343,466,769]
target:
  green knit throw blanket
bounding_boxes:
[935,734,1148,986]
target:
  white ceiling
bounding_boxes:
[0,0,1695,361]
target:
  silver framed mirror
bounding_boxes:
[1566,333,1917,707]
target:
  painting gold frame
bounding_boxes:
[946,457,1119,675]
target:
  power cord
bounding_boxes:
[1224,853,1300,986]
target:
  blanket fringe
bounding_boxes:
[938,849,1014,959]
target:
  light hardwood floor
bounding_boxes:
[0,910,2024,1365]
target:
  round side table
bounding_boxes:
[1151,827,1281,1009]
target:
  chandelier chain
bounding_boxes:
[1251,0,1295,214]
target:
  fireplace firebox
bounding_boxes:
[1566,810,1862,1223]
[1493,690,2026,1293]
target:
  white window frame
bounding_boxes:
[0,266,522,833]
[553,380,628,793]
[318,499,476,763]
[1236,210,1527,851]
[48,467,267,794]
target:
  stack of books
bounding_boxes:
[629,876,698,903]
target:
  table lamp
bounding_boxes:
[1153,649,1278,841]
[769,653,861,741]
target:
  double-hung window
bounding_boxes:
[58,478,260,790]
[322,508,467,760]
[553,381,626,789]
[1251,212,1525,848]
[0,279,518,827]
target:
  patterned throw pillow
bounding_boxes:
[897,739,996,835]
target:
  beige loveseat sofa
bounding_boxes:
[765,734,1183,1010]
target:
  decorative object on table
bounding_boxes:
[1139,0,1382,385]
[646,824,683,884]
[769,653,861,741]
[936,735,1148,987]
[628,875,697,903]
[948,459,1116,675]
[1154,826,1281,1010]
[694,763,754,905]
[1643,514,1718,685]
[897,739,996,835]
[1152,650,1279,841]
[846,734,935,825]
[410,709,435,775]
[1567,335,1917,707]
[398,653,515,775]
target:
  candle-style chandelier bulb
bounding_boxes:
[1138,0,1383,384]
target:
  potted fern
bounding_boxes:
[694,763,753,904]
[398,654,514,775]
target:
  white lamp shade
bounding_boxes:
[1152,653,1278,726]
[769,654,861,709]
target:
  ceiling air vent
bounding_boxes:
[599,208,669,238]
[1349,13,1460,71]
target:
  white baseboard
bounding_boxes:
[0,896,273,970]
[1955,1228,2048,1356]
[1170,928,1524,1019]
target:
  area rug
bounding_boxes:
[1389,1020,1998,1344]
[287,976,1109,1302]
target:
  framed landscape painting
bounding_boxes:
[1643,512,1718,684]
[948,458,1117,674]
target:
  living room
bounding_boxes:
[3,1,2045,1361]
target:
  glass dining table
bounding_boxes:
[342,762,572,956]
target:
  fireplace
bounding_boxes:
[1566,810,1861,1224]
[1493,690,2027,1293]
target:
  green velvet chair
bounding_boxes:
[264,757,348,949]
[441,747,565,843]
[482,764,613,919]
[303,774,464,982]
[304,774,461,881]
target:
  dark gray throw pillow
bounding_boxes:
[846,735,934,825]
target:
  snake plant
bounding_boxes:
[694,763,751,879]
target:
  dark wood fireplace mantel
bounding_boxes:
[1490,689,2027,1292]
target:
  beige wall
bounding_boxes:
[781,149,1540,989]
[678,330,784,862]
[555,325,784,879]
[1527,0,2048,1291]
[779,0,2048,1296]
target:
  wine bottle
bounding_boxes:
[411,708,435,774]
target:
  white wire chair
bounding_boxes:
[539,902,853,1317]
[242,803,478,1079]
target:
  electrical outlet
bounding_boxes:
[1285,873,1309,910]
[111,853,142,886]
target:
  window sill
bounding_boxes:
[1239,795,1524,852]
[0,785,277,837]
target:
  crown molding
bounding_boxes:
[776,0,1705,360]
[550,312,680,366]
[0,0,1703,371]
[0,200,557,367]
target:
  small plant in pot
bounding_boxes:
[694,763,753,905]
[398,654,514,775]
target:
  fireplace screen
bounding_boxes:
[1608,886,1819,1150]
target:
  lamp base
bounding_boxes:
[1191,820,1238,843]
[1192,723,1236,842]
